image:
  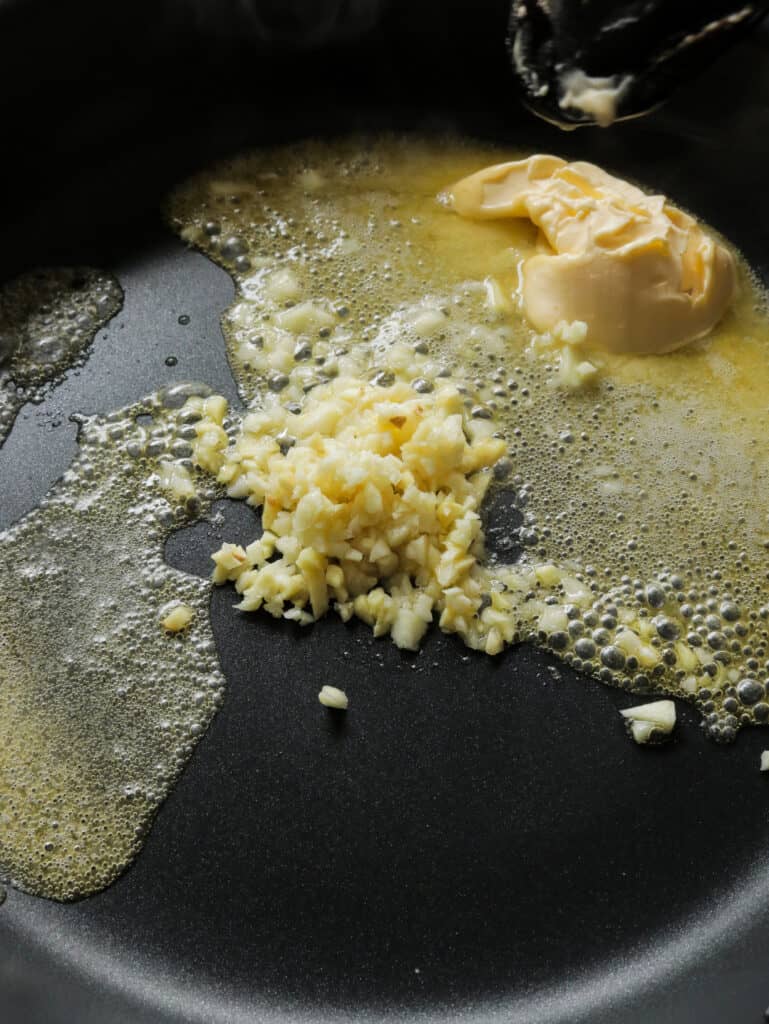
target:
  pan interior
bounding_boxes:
[2,26,769,1024]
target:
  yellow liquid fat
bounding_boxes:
[2,136,768,901]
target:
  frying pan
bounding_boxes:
[2,3,769,1022]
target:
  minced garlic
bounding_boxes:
[186,377,505,651]
[530,320,600,390]
[318,685,349,709]
[160,603,195,632]
[620,699,677,744]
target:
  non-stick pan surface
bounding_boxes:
[2,7,769,1022]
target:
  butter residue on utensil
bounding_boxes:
[558,70,633,128]
[445,155,736,354]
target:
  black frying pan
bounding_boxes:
[2,3,769,1022]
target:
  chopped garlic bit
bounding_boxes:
[275,300,335,334]
[161,603,195,632]
[531,320,600,391]
[620,699,676,745]
[409,308,446,337]
[484,276,514,315]
[187,376,506,652]
[318,685,349,710]
[182,394,229,474]
[264,267,302,303]
[157,460,197,501]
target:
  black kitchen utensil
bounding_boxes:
[509,0,769,127]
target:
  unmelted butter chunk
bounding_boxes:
[0,394,224,901]
[445,155,736,354]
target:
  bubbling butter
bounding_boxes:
[0,388,226,901]
[446,155,737,354]
[2,136,768,907]
[0,267,122,447]
[168,136,769,747]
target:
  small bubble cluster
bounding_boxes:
[0,393,224,901]
[168,136,769,742]
[0,267,122,447]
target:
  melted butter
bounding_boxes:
[168,136,769,741]
[0,267,123,447]
[2,135,769,904]
[0,386,225,900]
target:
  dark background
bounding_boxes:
[2,3,769,1022]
